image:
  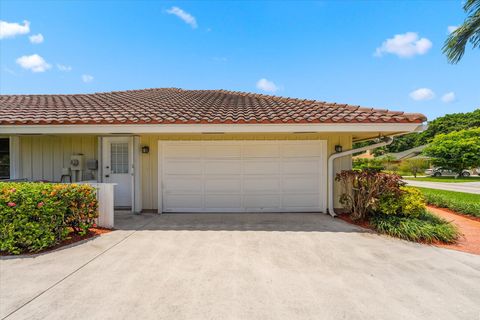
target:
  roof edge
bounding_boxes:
[0,122,424,135]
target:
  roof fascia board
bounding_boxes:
[0,123,423,135]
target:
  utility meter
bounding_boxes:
[70,155,84,170]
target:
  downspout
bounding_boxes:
[327,136,394,217]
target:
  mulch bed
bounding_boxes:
[427,206,480,255]
[337,213,372,229]
[338,208,480,255]
[0,227,112,256]
[427,204,480,222]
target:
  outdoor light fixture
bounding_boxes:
[335,145,343,153]
[141,146,150,154]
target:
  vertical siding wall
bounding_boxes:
[140,133,352,210]
[19,135,98,182]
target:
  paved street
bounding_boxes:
[405,180,480,194]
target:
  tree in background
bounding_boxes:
[423,128,480,177]
[352,158,385,171]
[443,0,480,63]
[399,158,430,177]
[360,109,480,154]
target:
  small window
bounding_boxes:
[0,138,9,180]
[111,143,129,174]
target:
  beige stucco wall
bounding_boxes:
[13,133,352,211]
[139,133,352,210]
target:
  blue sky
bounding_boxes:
[0,1,478,121]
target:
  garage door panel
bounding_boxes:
[283,160,320,174]
[204,145,241,158]
[283,176,319,192]
[164,176,203,193]
[205,178,241,193]
[282,194,320,208]
[164,195,202,209]
[244,177,281,192]
[204,160,241,174]
[244,195,281,209]
[164,145,202,158]
[164,160,202,174]
[205,194,242,208]
[244,160,280,174]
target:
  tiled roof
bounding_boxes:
[0,88,426,125]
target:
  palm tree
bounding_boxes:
[443,0,480,63]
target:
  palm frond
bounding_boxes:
[443,0,480,63]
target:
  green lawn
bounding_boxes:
[404,176,480,183]
[416,187,480,218]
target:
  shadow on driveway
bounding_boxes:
[114,210,370,233]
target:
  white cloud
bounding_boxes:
[57,64,72,72]
[0,20,30,39]
[29,33,44,44]
[375,32,432,58]
[441,92,456,103]
[16,54,51,72]
[256,78,279,92]
[166,7,197,28]
[82,74,94,83]
[447,26,458,34]
[409,88,435,101]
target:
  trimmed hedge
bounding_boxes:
[0,183,98,254]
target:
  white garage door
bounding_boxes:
[159,140,327,213]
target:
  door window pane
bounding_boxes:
[111,143,129,174]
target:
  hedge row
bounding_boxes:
[0,182,98,254]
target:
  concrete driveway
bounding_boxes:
[405,180,480,194]
[1,212,480,320]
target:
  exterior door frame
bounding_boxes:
[101,136,136,212]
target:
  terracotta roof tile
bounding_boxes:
[0,88,426,125]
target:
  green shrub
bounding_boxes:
[53,184,98,235]
[352,158,385,171]
[0,183,98,254]
[401,187,426,217]
[336,169,404,220]
[370,211,460,244]
[378,187,426,218]
[417,187,480,217]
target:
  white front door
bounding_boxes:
[103,137,133,208]
[159,140,327,213]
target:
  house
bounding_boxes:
[379,145,429,162]
[352,149,375,160]
[0,88,426,215]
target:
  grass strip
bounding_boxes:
[416,187,480,218]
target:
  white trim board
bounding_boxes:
[0,123,423,134]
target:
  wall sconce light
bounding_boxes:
[141,146,150,154]
[335,145,343,153]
